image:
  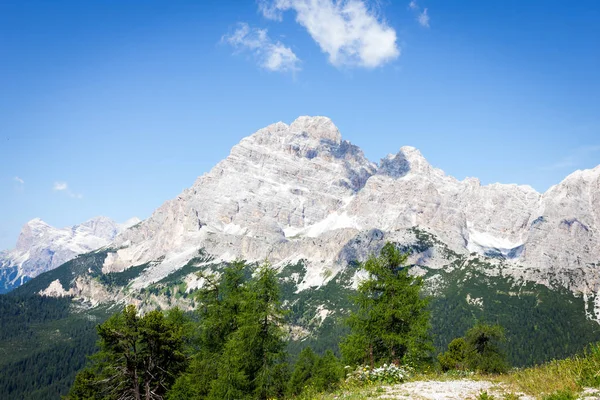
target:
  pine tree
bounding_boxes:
[169,261,250,399]
[288,347,318,396]
[209,262,288,400]
[341,242,433,368]
[464,323,508,373]
[311,350,344,392]
[66,305,188,400]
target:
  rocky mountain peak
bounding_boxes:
[378,146,436,178]
[15,219,53,251]
[288,116,342,144]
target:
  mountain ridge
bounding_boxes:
[5,116,600,311]
[76,116,598,306]
[0,216,140,293]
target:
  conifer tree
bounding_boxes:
[169,260,250,399]
[311,350,344,392]
[341,242,433,368]
[208,262,288,400]
[66,306,188,400]
[288,347,318,396]
[464,323,508,373]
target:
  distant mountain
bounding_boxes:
[33,116,595,309]
[0,216,140,293]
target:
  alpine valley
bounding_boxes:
[3,116,600,399]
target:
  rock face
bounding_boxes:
[97,116,600,297]
[0,216,140,293]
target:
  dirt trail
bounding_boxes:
[378,379,533,400]
[374,380,600,399]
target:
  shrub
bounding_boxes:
[465,323,508,374]
[345,363,413,385]
[438,337,469,372]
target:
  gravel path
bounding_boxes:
[377,379,535,400]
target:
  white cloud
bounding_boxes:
[259,0,400,68]
[53,182,68,191]
[408,0,430,28]
[223,23,301,73]
[418,8,430,28]
[53,181,83,199]
[14,176,24,184]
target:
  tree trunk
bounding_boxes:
[144,379,150,400]
[369,343,374,370]
[133,369,141,400]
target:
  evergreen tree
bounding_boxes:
[66,305,188,400]
[169,260,288,400]
[311,350,344,392]
[438,323,508,374]
[438,337,469,372]
[288,347,318,396]
[464,323,508,374]
[168,261,250,399]
[209,262,288,400]
[341,242,433,368]
[288,347,344,396]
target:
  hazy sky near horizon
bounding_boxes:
[1,0,599,249]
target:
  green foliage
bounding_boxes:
[0,295,105,400]
[439,323,508,374]
[210,262,288,400]
[477,391,496,400]
[97,262,150,287]
[341,242,433,368]
[288,347,318,395]
[427,259,600,367]
[438,337,469,372]
[288,348,344,396]
[168,261,289,400]
[66,305,188,400]
[464,323,508,374]
[542,389,578,400]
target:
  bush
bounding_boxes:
[345,363,413,385]
[288,348,344,396]
[439,323,508,374]
[438,337,469,372]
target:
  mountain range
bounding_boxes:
[11,116,596,309]
[0,216,139,293]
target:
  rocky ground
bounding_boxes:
[343,379,600,400]
[379,380,533,399]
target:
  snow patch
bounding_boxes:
[468,230,523,250]
[222,223,248,236]
[284,212,360,238]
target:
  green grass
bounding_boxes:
[493,343,600,397]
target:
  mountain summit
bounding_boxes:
[62,116,596,305]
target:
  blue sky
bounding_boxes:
[1,0,599,250]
